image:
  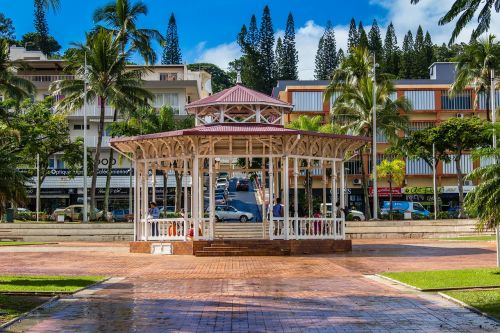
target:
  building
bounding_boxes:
[10,46,212,213]
[273,63,499,213]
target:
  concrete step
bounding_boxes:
[204,246,250,250]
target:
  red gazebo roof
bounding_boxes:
[186,84,293,109]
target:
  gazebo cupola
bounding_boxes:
[186,83,293,126]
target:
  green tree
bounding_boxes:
[281,12,298,80]
[314,20,337,80]
[368,19,383,66]
[450,34,500,122]
[247,14,259,49]
[50,28,151,216]
[325,47,412,219]
[286,115,336,216]
[411,0,500,43]
[376,159,406,220]
[431,117,492,218]
[0,39,35,101]
[258,5,276,94]
[161,13,182,64]
[275,37,285,80]
[399,31,415,79]
[94,0,163,214]
[337,48,345,65]
[0,13,16,42]
[413,26,427,78]
[33,0,59,55]
[187,63,231,93]
[20,32,61,56]
[358,22,369,50]
[382,22,399,76]
[347,18,358,53]
[433,43,464,62]
[465,145,500,230]
[108,106,195,211]
[234,22,261,90]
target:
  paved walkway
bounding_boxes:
[2,239,499,332]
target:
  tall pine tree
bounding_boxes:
[235,23,260,89]
[247,14,259,49]
[257,5,276,94]
[383,22,400,76]
[337,48,345,65]
[424,31,434,72]
[368,19,383,66]
[347,18,358,53]
[275,37,285,80]
[358,21,369,50]
[314,20,337,80]
[161,13,182,64]
[414,26,427,78]
[281,12,298,80]
[399,31,415,79]
[34,0,49,54]
[314,36,325,79]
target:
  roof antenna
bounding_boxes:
[236,70,242,84]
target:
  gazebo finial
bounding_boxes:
[236,70,242,84]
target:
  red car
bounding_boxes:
[236,179,250,191]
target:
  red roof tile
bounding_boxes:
[186,84,292,109]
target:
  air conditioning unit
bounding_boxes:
[464,180,473,186]
[352,178,362,185]
[456,113,465,118]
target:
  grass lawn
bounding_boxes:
[0,241,49,247]
[0,295,49,325]
[439,235,496,241]
[382,268,500,290]
[444,289,500,320]
[0,275,105,293]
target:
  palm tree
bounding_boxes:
[108,106,195,211]
[411,0,500,43]
[93,0,163,215]
[50,28,152,218]
[376,159,406,220]
[451,34,500,122]
[326,47,412,219]
[0,39,35,101]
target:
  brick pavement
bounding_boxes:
[2,239,499,332]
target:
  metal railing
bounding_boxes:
[18,75,74,82]
[270,217,345,240]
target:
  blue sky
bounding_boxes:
[3,1,499,78]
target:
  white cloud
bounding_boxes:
[191,0,500,79]
[194,42,241,70]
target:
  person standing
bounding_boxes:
[149,202,160,237]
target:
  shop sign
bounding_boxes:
[402,186,443,195]
[368,187,402,197]
[442,186,476,194]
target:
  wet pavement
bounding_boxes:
[2,239,499,332]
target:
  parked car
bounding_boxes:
[236,179,250,191]
[216,178,229,188]
[111,209,129,222]
[217,172,230,181]
[215,188,228,198]
[51,205,103,222]
[320,203,366,221]
[381,201,430,218]
[212,205,254,222]
[215,195,226,205]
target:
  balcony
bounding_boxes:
[18,75,75,83]
[68,105,115,118]
[71,135,111,148]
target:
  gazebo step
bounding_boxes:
[203,246,249,251]
[195,249,282,257]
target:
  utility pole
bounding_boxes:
[372,53,378,220]
[491,69,498,267]
[83,53,88,223]
[36,153,40,223]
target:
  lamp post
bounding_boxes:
[432,143,437,220]
[372,53,378,220]
[491,69,499,267]
[83,53,88,223]
[36,153,40,223]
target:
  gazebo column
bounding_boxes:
[340,161,346,239]
[268,156,274,240]
[192,156,200,239]
[143,161,149,240]
[133,160,139,241]
[152,166,156,203]
[183,158,188,240]
[283,156,289,239]
[332,161,338,228]
[293,157,299,239]
[209,157,215,240]
[322,160,327,217]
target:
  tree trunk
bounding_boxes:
[455,153,465,218]
[174,170,182,212]
[90,98,106,220]
[103,109,118,216]
[360,151,372,220]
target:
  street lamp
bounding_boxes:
[490,69,499,267]
[372,53,379,220]
[82,53,88,223]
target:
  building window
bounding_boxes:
[154,93,180,111]
[406,158,432,175]
[48,158,55,169]
[56,159,65,169]
[408,121,435,133]
[73,124,90,130]
[159,73,178,81]
[292,92,323,112]
[441,90,472,110]
[478,91,500,110]
[443,155,473,174]
[345,156,362,175]
[403,90,435,110]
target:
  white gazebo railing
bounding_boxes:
[270,217,345,240]
[139,218,188,241]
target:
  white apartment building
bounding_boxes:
[11,47,212,212]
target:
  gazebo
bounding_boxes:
[110,83,369,255]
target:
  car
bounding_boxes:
[320,203,366,221]
[216,178,229,187]
[236,179,250,191]
[214,195,226,205]
[212,205,254,222]
[111,209,130,222]
[52,205,103,222]
[381,201,430,219]
[217,172,230,180]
